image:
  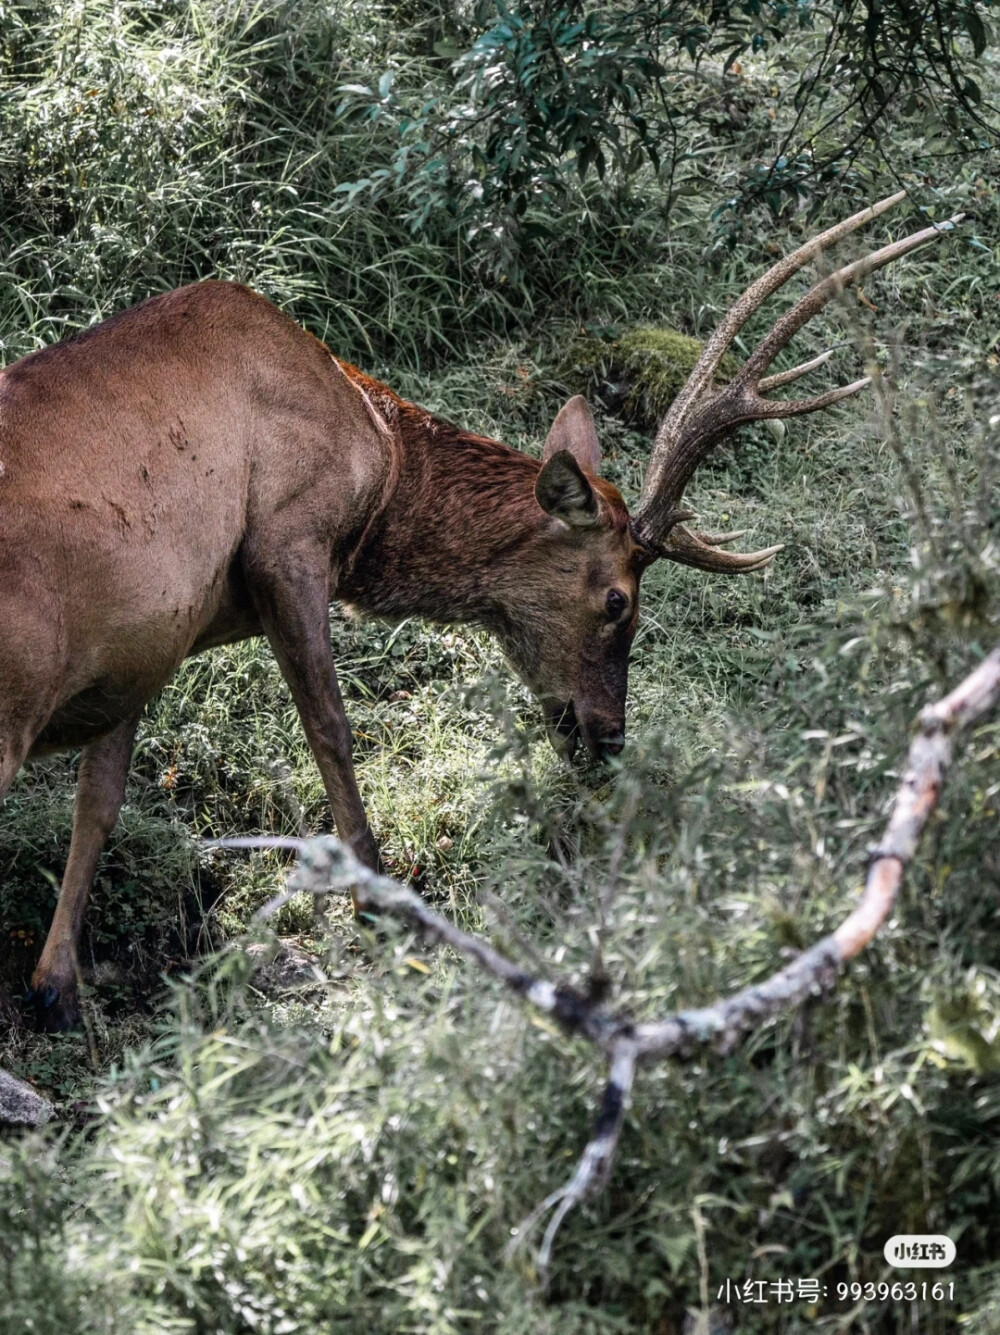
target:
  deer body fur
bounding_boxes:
[3,283,390,757]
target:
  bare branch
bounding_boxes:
[535,1041,637,1278]
[226,835,624,1049]
[214,644,1000,1272]
[634,644,1000,1058]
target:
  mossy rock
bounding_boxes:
[562,326,739,432]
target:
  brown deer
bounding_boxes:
[0,193,957,1029]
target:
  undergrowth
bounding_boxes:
[1,2,999,1332]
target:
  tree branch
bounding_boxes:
[216,643,1000,1276]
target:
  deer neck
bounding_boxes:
[337,377,544,633]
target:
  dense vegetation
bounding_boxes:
[1,2,999,1331]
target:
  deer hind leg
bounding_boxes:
[2,638,67,1033]
[0,726,40,1034]
[26,715,139,1032]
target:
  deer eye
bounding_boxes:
[605,589,627,620]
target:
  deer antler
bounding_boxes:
[630,193,964,566]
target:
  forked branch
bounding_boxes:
[631,195,964,561]
[229,644,1000,1279]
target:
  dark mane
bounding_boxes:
[335,358,523,461]
[335,356,630,533]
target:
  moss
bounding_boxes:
[615,327,716,421]
[561,326,739,431]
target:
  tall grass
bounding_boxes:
[2,1,1000,1331]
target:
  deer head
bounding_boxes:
[526,192,961,761]
[515,395,652,761]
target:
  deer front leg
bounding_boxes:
[27,714,139,1032]
[247,548,380,907]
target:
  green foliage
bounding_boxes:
[333,0,997,275]
[927,974,1000,1074]
[2,0,1000,1331]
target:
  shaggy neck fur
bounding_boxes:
[335,362,551,636]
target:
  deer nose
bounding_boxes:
[600,734,625,757]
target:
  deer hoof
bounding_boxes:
[23,983,80,1033]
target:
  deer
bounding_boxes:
[0,192,958,1030]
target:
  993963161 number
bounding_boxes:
[837,1282,955,1303]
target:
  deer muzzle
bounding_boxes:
[546,701,625,762]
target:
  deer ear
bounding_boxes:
[542,395,601,473]
[535,449,599,527]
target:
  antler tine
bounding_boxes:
[640,190,907,511]
[758,348,834,392]
[742,213,965,383]
[632,203,963,561]
[755,374,872,420]
[696,528,748,545]
[662,524,784,573]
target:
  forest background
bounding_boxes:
[1,1,999,1331]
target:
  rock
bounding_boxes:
[0,1068,54,1127]
[244,939,326,995]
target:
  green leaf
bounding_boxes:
[965,8,988,57]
